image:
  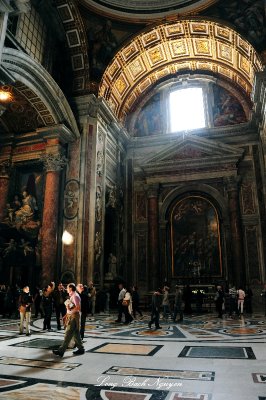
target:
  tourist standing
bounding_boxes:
[115,283,126,323]
[237,286,245,315]
[53,282,67,330]
[41,284,54,331]
[148,288,162,329]
[228,284,237,318]
[215,285,224,318]
[18,286,33,336]
[132,285,143,319]
[88,281,96,316]
[183,284,193,314]
[173,285,184,322]
[76,283,88,340]
[245,285,253,314]
[122,288,133,324]
[162,286,173,320]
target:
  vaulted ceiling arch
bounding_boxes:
[99,18,263,123]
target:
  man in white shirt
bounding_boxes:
[115,283,126,322]
[52,283,85,357]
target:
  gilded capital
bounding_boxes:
[40,153,68,172]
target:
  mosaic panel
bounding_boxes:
[0,383,84,399]
[168,394,210,400]
[0,378,25,388]
[179,346,256,359]
[11,338,63,349]
[0,356,80,371]
[88,343,163,356]
[104,366,215,381]
[252,373,266,383]
[0,373,213,400]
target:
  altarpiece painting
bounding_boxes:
[170,196,222,279]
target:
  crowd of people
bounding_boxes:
[0,280,257,355]
[114,282,255,329]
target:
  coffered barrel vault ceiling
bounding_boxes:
[98,19,263,123]
[80,0,218,22]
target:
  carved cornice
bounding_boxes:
[40,153,68,172]
[140,135,244,177]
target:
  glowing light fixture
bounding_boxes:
[62,230,74,245]
[0,88,12,102]
[170,87,206,132]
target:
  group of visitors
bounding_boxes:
[115,284,143,324]
[16,280,96,340]
[16,281,98,358]
[214,284,253,318]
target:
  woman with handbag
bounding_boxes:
[18,286,33,336]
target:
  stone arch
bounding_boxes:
[99,18,263,123]
[160,183,230,281]
[2,48,79,139]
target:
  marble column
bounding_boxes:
[226,177,245,287]
[0,160,11,221]
[41,153,67,284]
[147,184,159,290]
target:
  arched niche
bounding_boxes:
[168,195,222,280]
[159,183,230,283]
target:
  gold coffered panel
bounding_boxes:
[99,19,263,122]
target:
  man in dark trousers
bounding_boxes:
[148,288,162,329]
[76,283,88,340]
[53,282,67,330]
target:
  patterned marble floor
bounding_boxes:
[0,312,265,399]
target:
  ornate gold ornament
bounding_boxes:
[99,19,263,123]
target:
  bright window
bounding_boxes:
[170,87,206,132]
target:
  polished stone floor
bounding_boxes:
[0,311,266,399]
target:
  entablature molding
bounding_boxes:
[138,134,244,178]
